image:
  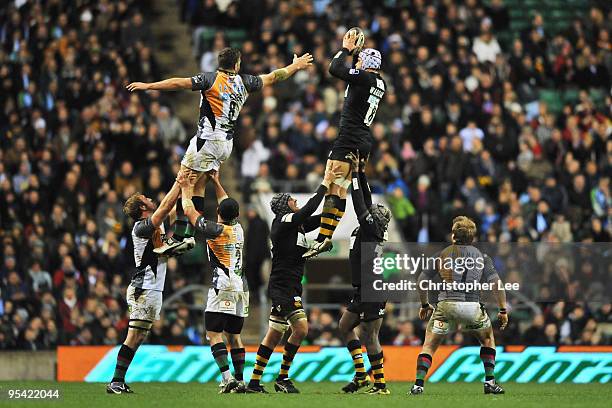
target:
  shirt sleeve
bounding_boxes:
[133,217,156,238]
[328,48,373,86]
[191,72,216,91]
[194,216,225,240]
[241,74,263,93]
[482,254,500,282]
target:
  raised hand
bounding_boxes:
[126,82,150,92]
[292,53,313,70]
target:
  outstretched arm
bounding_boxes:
[209,171,228,203]
[127,77,192,92]
[259,53,313,87]
[150,180,182,227]
[347,152,376,234]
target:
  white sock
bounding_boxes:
[222,370,232,381]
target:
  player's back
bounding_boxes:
[436,244,488,302]
[339,71,386,141]
[207,222,246,291]
[269,214,308,287]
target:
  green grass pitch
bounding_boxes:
[0,381,609,408]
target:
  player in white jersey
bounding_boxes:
[127,47,313,256]
[178,170,248,393]
[106,172,184,394]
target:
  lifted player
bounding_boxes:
[304,28,386,258]
[127,48,313,255]
[107,172,183,394]
[246,168,341,394]
[410,216,508,396]
[339,152,391,395]
[178,170,248,393]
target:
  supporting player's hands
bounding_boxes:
[126,82,150,91]
[346,151,360,172]
[322,165,345,188]
[292,53,313,70]
[176,169,197,190]
[497,310,508,330]
[207,169,220,185]
[419,303,433,320]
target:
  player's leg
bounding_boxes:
[246,312,286,393]
[274,310,308,393]
[410,329,444,395]
[470,312,504,394]
[410,303,449,395]
[107,286,158,394]
[224,315,246,392]
[303,158,350,258]
[205,312,236,392]
[107,327,147,394]
[360,308,390,395]
[339,309,369,392]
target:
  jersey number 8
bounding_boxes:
[365,94,380,126]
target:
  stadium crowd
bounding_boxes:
[0,0,610,350]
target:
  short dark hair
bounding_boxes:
[123,193,145,220]
[218,47,241,70]
[218,198,239,222]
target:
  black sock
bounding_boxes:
[192,196,205,214]
[415,353,432,387]
[230,347,246,381]
[249,344,273,386]
[112,344,136,383]
[211,342,230,375]
[277,341,300,381]
[317,195,342,242]
[480,347,496,382]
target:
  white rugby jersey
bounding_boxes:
[130,217,167,291]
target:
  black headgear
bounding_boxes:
[270,193,292,216]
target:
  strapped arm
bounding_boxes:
[328,48,371,85]
[289,185,328,225]
[350,169,376,235]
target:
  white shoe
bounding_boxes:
[153,237,195,256]
[302,238,333,258]
[409,385,424,395]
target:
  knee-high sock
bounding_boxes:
[317,195,342,242]
[211,342,232,381]
[112,344,136,383]
[368,351,386,388]
[230,347,245,381]
[192,196,205,215]
[173,199,189,240]
[277,341,300,380]
[249,344,273,386]
[480,347,496,381]
[347,339,366,378]
[415,353,432,386]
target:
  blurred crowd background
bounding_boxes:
[0,0,610,350]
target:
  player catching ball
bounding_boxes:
[410,216,508,396]
[127,48,313,256]
[304,27,386,258]
[339,152,391,395]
